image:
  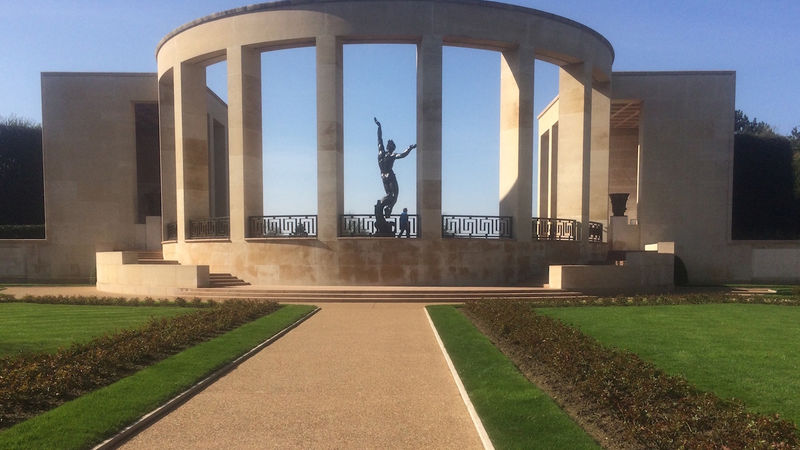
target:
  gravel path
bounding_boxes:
[122,303,484,449]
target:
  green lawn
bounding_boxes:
[0,304,316,449]
[0,303,194,357]
[537,304,800,426]
[427,305,599,449]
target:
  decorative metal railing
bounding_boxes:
[339,214,418,237]
[188,217,229,239]
[532,217,604,242]
[588,221,603,243]
[532,217,579,241]
[441,215,512,239]
[249,215,317,238]
[165,222,177,241]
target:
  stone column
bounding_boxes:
[537,130,549,218]
[416,35,443,240]
[557,63,593,242]
[548,124,559,217]
[590,81,611,229]
[499,45,535,241]
[316,35,344,241]
[158,70,176,240]
[227,45,263,242]
[174,61,210,241]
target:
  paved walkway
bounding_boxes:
[122,303,484,449]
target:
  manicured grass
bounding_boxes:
[537,304,800,426]
[0,303,194,357]
[427,305,599,449]
[0,304,316,450]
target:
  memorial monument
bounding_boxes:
[373,117,415,236]
[4,0,791,292]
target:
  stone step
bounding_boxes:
[208,273,250,288]
[174,296,587,303]
[175,287,585,302]
[135,250,178,265]
[138,259,180,265]
[180,289,582,297]
[137,251,164,258]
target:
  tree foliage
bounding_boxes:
[732,110,800,239]
[734,109,777,137]
[732,134,798,239]
[0,116,44,225]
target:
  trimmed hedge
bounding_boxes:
[464,300,799,449]
[522,293,800,308]
[0,224,44,239]
[0,299,279,429]
[0,294,215,308]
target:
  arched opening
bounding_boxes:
[261,47,317,217]
[342,43,417,236]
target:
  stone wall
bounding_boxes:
[0,73,158,283]
[163,239,608,286]
[612,72,736,284]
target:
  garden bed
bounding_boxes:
[539,303,800,428]
[463,300,799,449]
[0,304,315,449]
[0,296,279,429]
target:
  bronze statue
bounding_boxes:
[374,117,416,218]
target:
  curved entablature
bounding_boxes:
[156,0,614,80]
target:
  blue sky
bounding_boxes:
[2,1,798,216]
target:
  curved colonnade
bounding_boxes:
[157,0,613,286]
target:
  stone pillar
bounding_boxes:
[499,46,535,241]
[548,124,559,217]
[158,70,176,241]
[557,63,592,242]
[416,35,443,240]
[590,81,611,229]
[316,35,344,241]
[537,130,549,218]
[174,62,209,241]
[227,45,263,242]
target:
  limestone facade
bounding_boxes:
[0,73,157,282]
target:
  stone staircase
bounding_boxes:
[174,286,586,302]
[135,251,250,288]
[208,273,251,288]
[131,252,576,300]
[136,251,179,265]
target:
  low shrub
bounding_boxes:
[0,294,214,308]
[464,300,799,449]
[0,299,280,429]
[523,293,800,308]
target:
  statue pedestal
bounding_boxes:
[374,200,395,236]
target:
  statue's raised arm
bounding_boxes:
[395,143,416,159]
[374,117,384,153]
